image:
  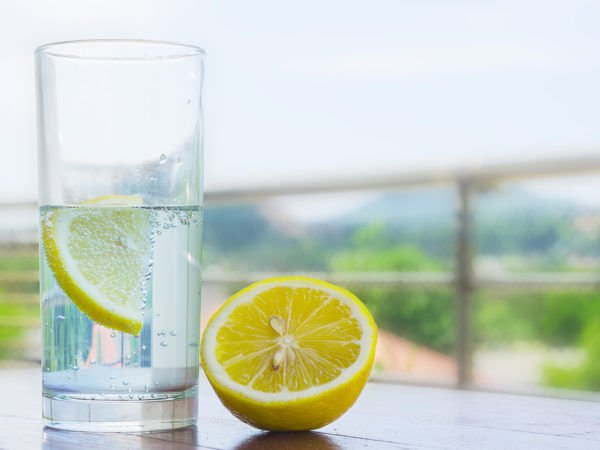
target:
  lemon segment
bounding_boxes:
[41,195,152,335]
[201,277,377,431]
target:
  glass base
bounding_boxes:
[43,395,198,432]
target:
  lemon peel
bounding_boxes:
[200,277,377,431]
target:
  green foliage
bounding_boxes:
[332,223,454,354]
[475,298,537,344]
[0,254,38,271]
[475,291,600,348]
[542,320,600,391]
[0,248,39,360]
[0,303,39,359]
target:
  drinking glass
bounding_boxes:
[35,40,204,431]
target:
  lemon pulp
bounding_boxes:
[41,196,152,335]
[201,277,377,430]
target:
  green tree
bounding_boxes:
[543,319,600,391]
[331,223,454,354]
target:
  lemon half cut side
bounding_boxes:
[41,195,153,335]
[200,277,377,431]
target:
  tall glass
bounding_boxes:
[35,40,204,431]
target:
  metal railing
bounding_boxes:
[202,152,600,388]
[3,153,600,386]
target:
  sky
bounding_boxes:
[2,0,600,219]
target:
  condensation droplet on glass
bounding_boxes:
[160,341,168,347]
[110,332,116,338]
[141,345,147,350]
[90,360,96,365]
[159,154,167,164]
[56,315,65,320]
[122,381,129,386]
[186,98,191,104]
[176,156,183,164]
[169,331,178,336]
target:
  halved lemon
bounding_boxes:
[200,277,377,431]
[41,195,152,335]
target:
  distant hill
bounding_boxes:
[335,187,586,226]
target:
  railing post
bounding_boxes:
[456,177,474,388]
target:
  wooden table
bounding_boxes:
[0,369,599,449]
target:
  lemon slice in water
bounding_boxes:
[200,277,377,431]
[41,195,152,335]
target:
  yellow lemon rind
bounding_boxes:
[200,276,377,431]
[41,196,146,335]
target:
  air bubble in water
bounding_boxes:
[56,315,65,320]
[159,154,167,164]
[110,332,116,338]
[141,345,146,350]
[90,360,96,365]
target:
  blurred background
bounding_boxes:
[2,0,600,397]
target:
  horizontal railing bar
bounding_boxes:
[0,293,39,305]
[204,153,600,203]
[202,271,600,289]
[0,271,39,284]
[0,317,39,327]
[202,271,454,287]
[478,272,600,286]
[0,270,597,291]
[3,153,600,209]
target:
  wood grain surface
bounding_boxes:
[0,369,599,449]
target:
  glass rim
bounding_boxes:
[35,39,205,61]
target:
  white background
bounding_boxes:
[2,1,600,210]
